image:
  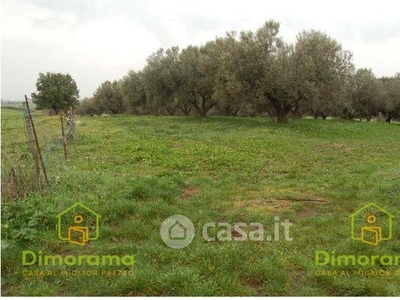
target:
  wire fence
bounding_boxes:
[1,102,77,200]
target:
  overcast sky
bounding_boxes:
[1,0,400,101]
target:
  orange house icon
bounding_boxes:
[56,202,100,246]
[349,202,394,246]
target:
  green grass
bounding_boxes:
[1,109,400,296]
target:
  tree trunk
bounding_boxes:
[276,110,289,123]
[192,95,216,118]
[179,105,191,116]
[224,106,232,116]
[223,106,240,116]
[192,102,205,118]
[249,111,257,117]
[166,109,175,116]
[310,109,319,119]
[265,93,291,123]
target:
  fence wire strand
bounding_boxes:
[1,106,77,199]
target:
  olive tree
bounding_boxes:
[177,43,219,118]
[216,21,319,123]
[213,32,260,116]
[75,97,100,116]
[379,74,400,123]
[347,69,381,121]
[92,80,124,115]
[142,47,181,115]
[294,30,354,119]
[121,70,148,114]
[254,21,310,123]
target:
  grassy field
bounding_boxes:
[1,108,400,296]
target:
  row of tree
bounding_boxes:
[34,20,399,123]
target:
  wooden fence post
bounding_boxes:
[23,101,42,188]
[67,106,76,140]
[60,113,68,161]
[24,95,49,185]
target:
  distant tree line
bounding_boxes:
[76,20,400,123]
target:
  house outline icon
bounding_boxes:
[56,202,101,245]
[169,220,187,240]
[349,202,394,245]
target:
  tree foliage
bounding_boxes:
[379,74,400,122]
[75,97,99,116]
[76,20,399,123]
[121,70,147,114]
[347,68,381,121]
[31,72,79,114]
[142,47,181,115]
[92,80,124,115]
[177,43,219,118]
[294,30,354,119]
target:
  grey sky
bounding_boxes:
[1,0,400,101]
